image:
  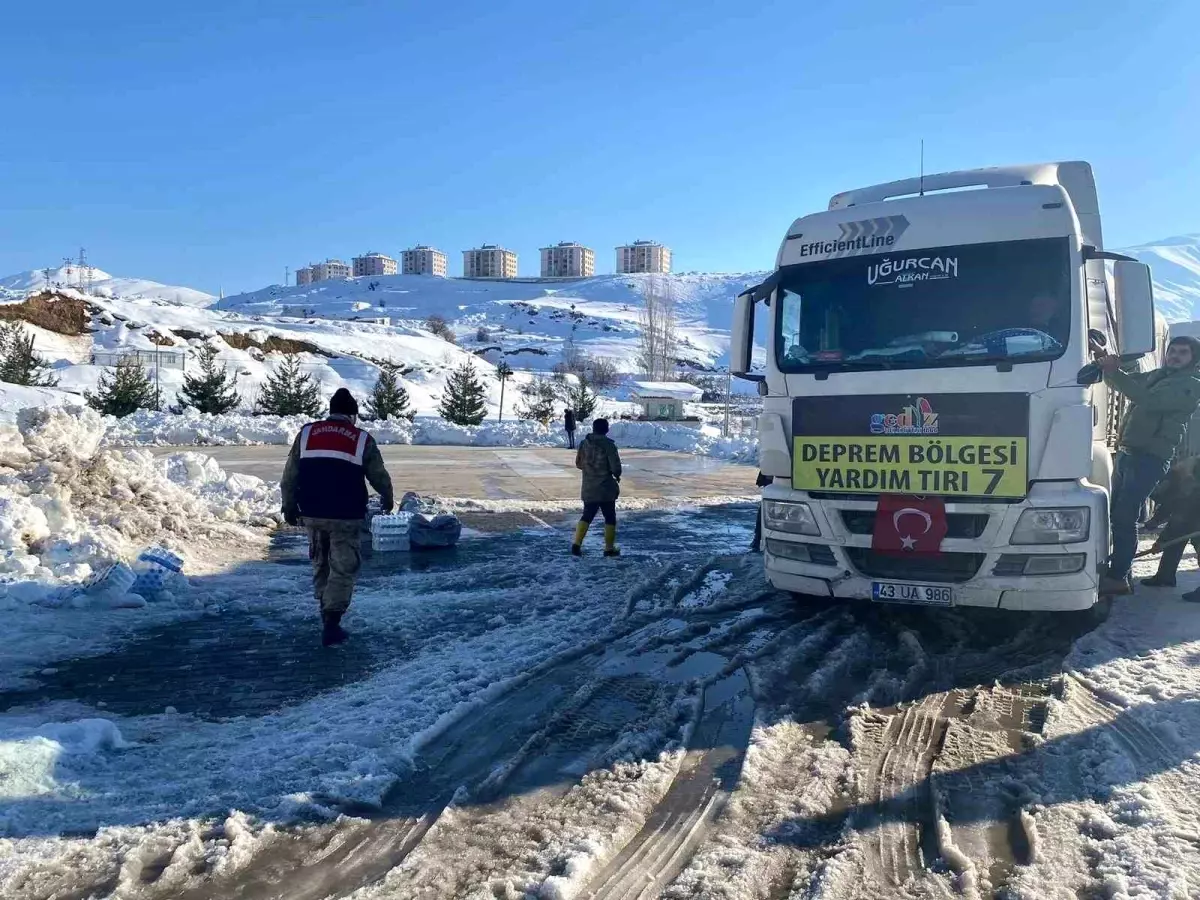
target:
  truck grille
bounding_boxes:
[808,491,1022,505]
[840,510,990,539]
[844,548,986,584]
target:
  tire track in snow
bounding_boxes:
[578,668,755,900]
[135,576,783,900]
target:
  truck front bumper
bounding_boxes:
[761,480,1107,612]
[763,562,1097,611]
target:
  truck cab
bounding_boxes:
[731,161,1158,611]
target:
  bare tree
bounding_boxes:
[637,277,678,381]
[560,335,585,373]
[584,355,620,389]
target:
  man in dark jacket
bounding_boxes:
[281,388,394,645]
[564,407,577,449]
[1141,455,1200,596]
[572,418,621,557]
[1097,335,1200,595]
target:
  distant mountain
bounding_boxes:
[0,265,215,308]
[1120,234,1200,323]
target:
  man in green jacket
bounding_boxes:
[1097,335,1200,595]
[572,418,622,557]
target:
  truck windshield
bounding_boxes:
[774,237,1072,373]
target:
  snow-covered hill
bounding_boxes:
[1121,234,1200,323]
[0,265,215,308]
[222,271,764,374]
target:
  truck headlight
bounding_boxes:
[1011,508,1090,544]
[763,500,820,536]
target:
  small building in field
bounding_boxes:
[630,381,703,422]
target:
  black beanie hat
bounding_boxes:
[329,388,358,417]
[592,417,609,434]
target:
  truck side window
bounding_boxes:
[779,288,807,360]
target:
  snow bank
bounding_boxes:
[0,719,131,801]
[103,410,760,462]
[0,384,83,425]
[0,405,279,610]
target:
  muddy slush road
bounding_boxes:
[6,504,1111,900]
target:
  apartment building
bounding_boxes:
[401,245,448,277]
[352,252,398,277]
[616,240,672,274]
[463,244,518,279]
[540,241,595,278]
[297,259,352,283]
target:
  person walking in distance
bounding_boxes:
[281,388,394,645]
[1095,335,1200,595]
[572,418,621,557]
[564,406,577,449]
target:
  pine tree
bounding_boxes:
[438,360,488,426]
[566,376,598,422]
[255,354,323,417]
[0,322,58,387]
[176,345,240,414]
[364,364,413,421]
[86,359,158,417]
[517,378,558,425]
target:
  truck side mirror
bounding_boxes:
[730,290,756,375]
[1113,260,1155,356]
[1076,361,1103,385]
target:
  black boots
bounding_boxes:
[1142,573,1177,588]
[322,611,349,646]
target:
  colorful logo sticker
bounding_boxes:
[869,397,939,435]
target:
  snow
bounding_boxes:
[0,385,83,424]
[101,409,761,463]
[0,405,278,689]
[630,381,705,401]
[0,719,131,801]
[0,265,214,308]
[1122,234,1200,323]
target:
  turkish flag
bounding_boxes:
[871,494,948,555]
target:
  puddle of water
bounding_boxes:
[596,646,727,686]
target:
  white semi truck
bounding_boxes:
[730,161,1159,612]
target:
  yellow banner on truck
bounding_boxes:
[792,393,1029,499]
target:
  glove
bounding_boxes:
[283,505,300,527]
[380,498,394,514]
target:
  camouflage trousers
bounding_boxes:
[304,517,363,615]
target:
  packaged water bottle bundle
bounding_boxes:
[131,546,186,601]
[370,512,412,552]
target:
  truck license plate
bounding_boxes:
[871,581,953,606]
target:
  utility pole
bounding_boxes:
[77,247,88,294]
[723,368,732,437]
[285,266,290,287]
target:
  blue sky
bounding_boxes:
[3,0,1197,294]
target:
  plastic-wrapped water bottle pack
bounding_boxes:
[131,546,186,601]
[370,513,412,552]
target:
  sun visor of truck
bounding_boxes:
[746,269,785,303]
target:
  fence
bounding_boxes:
[90,349,187,370]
